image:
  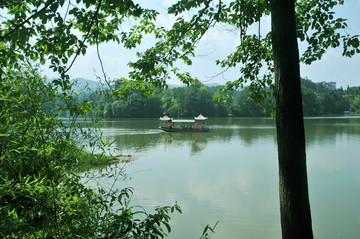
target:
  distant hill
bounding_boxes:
[46,77,104,91]
[167,82,222,88]
[46,77,222,91]
[70,78,103,91]
[205,83,221,87]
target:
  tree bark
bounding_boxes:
[271,1,314,238]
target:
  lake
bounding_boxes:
[92,116,360,238]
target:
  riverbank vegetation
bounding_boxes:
[0,67,181,238]
[84,77,358,119]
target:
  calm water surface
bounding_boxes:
[94,117,360,239]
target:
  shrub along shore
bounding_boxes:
[1,70,180,238]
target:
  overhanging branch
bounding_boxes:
[0,0,57,41]
[62,0,103,77]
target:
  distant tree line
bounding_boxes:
[87,78,360,118]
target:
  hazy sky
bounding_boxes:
[44,0,360,88]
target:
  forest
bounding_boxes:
[84,78,360,119]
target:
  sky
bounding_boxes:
[43,0,360,89]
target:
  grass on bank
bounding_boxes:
[73,148,134,170]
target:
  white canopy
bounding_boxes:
[194,114,208,120]
[159,115,172,121]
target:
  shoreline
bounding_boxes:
[114,155,138,163]
[75,151,138,171]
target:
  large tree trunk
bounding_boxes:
[271,1,314,238]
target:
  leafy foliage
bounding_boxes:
[118,0,359,105]
[0,0,157,80]
[0,66,181,238]
[296,0,360,63]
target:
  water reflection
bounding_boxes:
[305,126,360,151]
[161,133,209,154]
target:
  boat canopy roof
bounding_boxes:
[172,119,196,123]
[194,114,208,120]
[159,115,173,121]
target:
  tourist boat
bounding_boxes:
[159,114,211,132]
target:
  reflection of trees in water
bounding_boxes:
[162,133,209,154]
[103,119,159,130]
[210,117,277,145]
[236,128,277,145]
[110,131,213,155]
[191,135,208,154]
[305,117,360,145]
[111,133,162,154]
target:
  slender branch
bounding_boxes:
[202,65,232,82]
[64,0,72,23]
[154,0,219,78]
[63,0,103,76]
[96,44,111,87]
[0,0,57,41]
[255,0,261,81]
[258,0,261,45]
[163,0,211,61]
[207,0,264,83]
[181,18,216,59]
[93,0,113,90]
